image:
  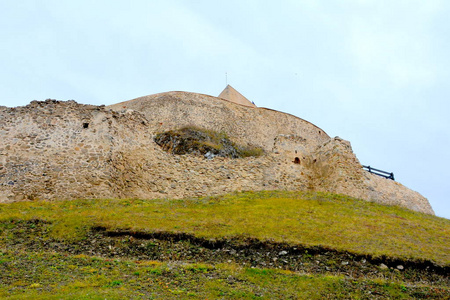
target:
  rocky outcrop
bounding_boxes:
[0,93,434,215]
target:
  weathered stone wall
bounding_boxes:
[0,100,152,201]
[108,92,329,153]
[272,134,310,162]
[0,93,435,215]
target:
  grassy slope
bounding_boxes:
[1,191,449,299]
[2,251,447,299]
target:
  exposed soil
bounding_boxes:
[3,219,448,287]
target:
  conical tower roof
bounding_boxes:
[218,85,256,107]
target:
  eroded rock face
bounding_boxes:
[0,94,434,215]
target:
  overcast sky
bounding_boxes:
[1,0,449,219]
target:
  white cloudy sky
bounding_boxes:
[1,0,449,218]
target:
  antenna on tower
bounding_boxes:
[225,72,228,85]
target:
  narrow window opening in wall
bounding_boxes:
[83,123,89,129]
[319,131,321,134]
[294,157,300,164]
[295,150,297,154]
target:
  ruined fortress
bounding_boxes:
[0,86,434,215]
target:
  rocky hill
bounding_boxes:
[0,90,434,215]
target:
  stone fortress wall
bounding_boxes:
[109,92,330,154]
[0,100,151,201]
[0,92,435,215]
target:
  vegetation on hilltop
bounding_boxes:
[0,191,448,298]
[154,126,264,158]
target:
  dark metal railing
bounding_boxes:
[362,165,395,180]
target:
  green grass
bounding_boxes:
[0,191,449,298]
[1,250,447,299]
[0,191,448,265]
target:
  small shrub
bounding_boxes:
[106,280,122,287]
[184,263,214,273]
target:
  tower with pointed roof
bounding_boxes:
[218,85,256,107]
